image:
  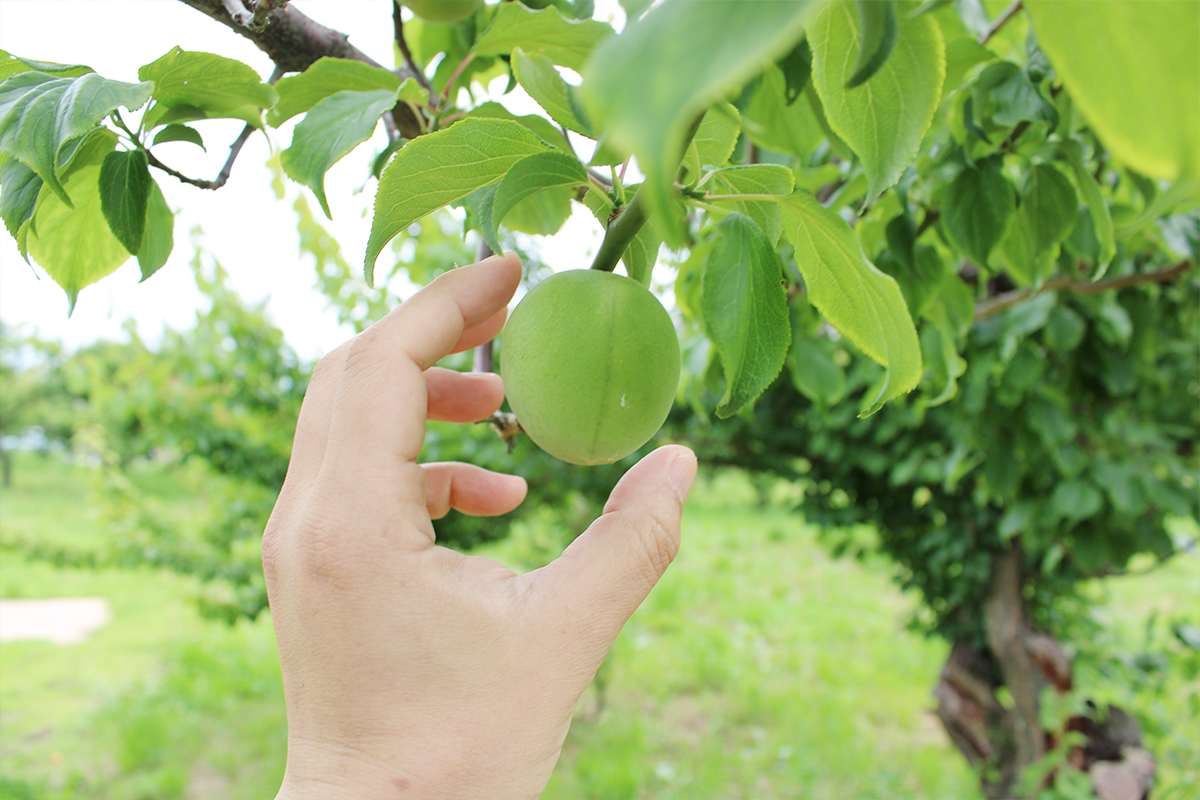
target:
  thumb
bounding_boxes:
[534,445,697,645]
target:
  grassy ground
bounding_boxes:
[1,451,1196,799]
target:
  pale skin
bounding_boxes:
[264,253,697,799]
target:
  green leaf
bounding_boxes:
[0,51,92,79]
[365,117,552,282]
[98,149,151,254]
[741,64,824,159]
[778,191,922,415]
[682,103,741,184]
[998,499,1040,541]
[995,163,1076,286]
[1044,304,1085,352]
[707,164,796,246]
[702,213,791,418]
[269,57,403,127]
[580,0,814,247]
[581,184,662,285]
[988,66,1056,128]
[0,70,153,205]
[137,180,173,282]
[1060,140,1115,276]
[0,156,41,248]
[473,2,614,71]
[1051,479,1104,523]
[1025,0,1200,179]
[282,88,398,219]
[941,157,1015,267]
[489,150,586,246]
[467,101,571,153]
[790,304,846,406]
[511,48,590,136]
[775,37,813,103]
[811,0,944,201]
[139,48,278,130]
[503,186,573,237]
[846,0,898,88]
[26,130,129,312]
[151,124,205,151]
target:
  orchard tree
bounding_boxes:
[2,0,1197,797]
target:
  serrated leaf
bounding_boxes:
[995,163,1076,286]
[0,71,152,206]
[920,295,968,406]
[366,117,552,282]
[473,2,614,71]
[702,213,790,417]
[811,0,945,201]
[846,0,898,88]
[682,103,740,184]
[778,191,921,416]
[269,57,403,126]
[941,157,1015,267]
[511,48,590,136]
[282,88,398,219]
[581,0,815,247]
[151,124,205,151]
[1060,140,1115,276]
[137,180,173,282]
[503,186,573,237]
[98,149,151,254]
[0,156,41,247]
[139,47,278,130]
[25,130,129,312]
[468,101,571,153]
[1025,0,1200,179]
[581,184,662,285]
[707,164,795,246]
[489,150,586,246]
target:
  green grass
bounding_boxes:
[1,452,1197,799]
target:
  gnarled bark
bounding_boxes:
[175,0,423,138]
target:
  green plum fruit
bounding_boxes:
[501,270,681,466]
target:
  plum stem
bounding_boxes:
[589,113,705,274]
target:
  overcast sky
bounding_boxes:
[0,1,624,360]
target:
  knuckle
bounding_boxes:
[636,507,680,584]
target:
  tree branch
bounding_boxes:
[147,66,283,190]
[979,0,1023,46]
[974,261,1192,320]
[393,2,435,103]
[175,0,423,139]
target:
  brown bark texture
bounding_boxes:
[934,544,1155,799]
[175,0,423,139]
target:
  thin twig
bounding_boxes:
[147,65,283,190]
[441,53,475,105]
[392,2,435,103]
[974,261,1191,320]
[979,0,1023,46]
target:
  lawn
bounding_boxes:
[1,451,1196,799]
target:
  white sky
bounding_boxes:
[0,0,624,360]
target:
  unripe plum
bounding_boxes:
[501,270,681,465]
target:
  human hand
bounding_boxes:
[263,253,697,800]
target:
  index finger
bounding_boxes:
[322,253,522,480]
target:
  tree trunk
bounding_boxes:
[934,542,1155,800]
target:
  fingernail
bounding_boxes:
[667,451,697,503]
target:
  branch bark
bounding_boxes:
[175,0,423,139]
[984,544,1046,797]
[975,261,1192,320]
